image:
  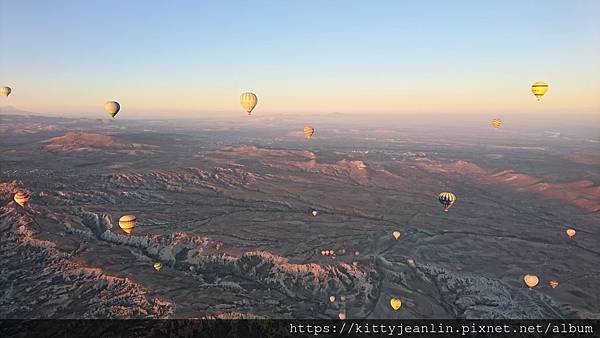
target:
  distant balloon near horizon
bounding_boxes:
[491,118,502,128]
[104,101,120,118]
[303,126,315,139]
[531,82,548,101]
[240,92,258,115]
[566,228,576,238]
[1,86,11,97]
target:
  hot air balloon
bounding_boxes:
[118,214,137,235]
[329,295,336,303]
[1,86,12,97]
[153,262,162,271]
[438,192,456,212]
[304,126,315,139]
[531,82,548,101]
[312,210,318,216]
[390,298,402,311]
[566,228,576,238]
[240,92,257,115]
[105,101,120,118]
[549,280,559,289]
[491,118,502,128]
[13,191,29,207]
[523,274,539,289]
[340,296,346,302]
[338,312,346,320]
[392,231,401,240]
[354,251,359,256]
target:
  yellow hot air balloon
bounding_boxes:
[304,126,315,139]
[438,192,456,212]
[240,92,258,115]
[105,101,120,118]
[329,295,336,303]
[390,298,402,311]
[566,228,576,238]
[531,82,548,101]
[392,231,401,240]
[523,274,539,288]
[549,280,559,289]
[118,214,137,235]
[153,262,162,271]
[1,86,12,97]
[491,118,502,128]
[13,191,30,207]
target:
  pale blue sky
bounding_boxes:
[1,0,599,117]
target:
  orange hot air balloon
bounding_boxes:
[523,274,539,288]
[491,118,502,128]
[118,214,137,235]
[392,231,401,240]
[549,280,559,289]
[13,191,30,207]
[303,126,315,139]
[566,228,576,238]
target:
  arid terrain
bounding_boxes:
[1,110,599,319]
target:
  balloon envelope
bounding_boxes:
[303,126,315,139]
[153,262,162,271]
[549,280,559,289]
[524,274,539,288]
[118,214,137,235]
[1,86,11,97]
[531,82,548,101]
[393,231,401,239]
[438,192,456,212]
[105,101,120,118]
[566,228,576,238]
[390,298,402,311]
[14,191,29,207]
[329,295,336,303]
[240,92,258,115]
[491,118,502,128]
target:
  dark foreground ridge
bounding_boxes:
[1,320,598,338]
